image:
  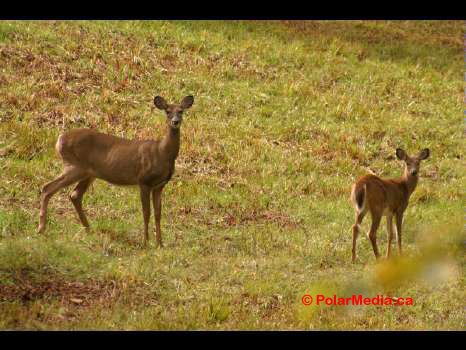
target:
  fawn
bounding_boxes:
[37,95,194,247]
[350,148,430,262]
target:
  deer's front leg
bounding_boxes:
[139,185,151,246]
[386,215,394,259]
[152,186,164,248]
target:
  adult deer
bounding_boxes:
[350,148,430,263]
[37,95,194,247]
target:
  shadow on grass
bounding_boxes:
[277,20,462,72]
[172,20,462,73]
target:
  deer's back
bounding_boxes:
[57,129,134,161]
[56,128,154,185]
[355,174,406,215]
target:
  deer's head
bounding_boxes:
[154,95,194,130]
[396,148,430,178]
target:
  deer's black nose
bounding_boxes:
[411,170,418,176]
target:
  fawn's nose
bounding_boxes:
[411,170,418,176]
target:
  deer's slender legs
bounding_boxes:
[367,213,382,260]
[352,210,367,263]
[152,186,164,248]
[70,177,95,230]
[386,215,395,259]
[139,185,151,246]
[38,167,87,233]
[395,212,403,255]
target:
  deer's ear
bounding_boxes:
[154,96,168,110]
[180,95,194,110]
[396,148,407,161]
[418,148,430,160]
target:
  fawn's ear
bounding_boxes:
[180,95,194,110]
[154,96,168,110]
[396,148,407,161]
[418,148,430,160]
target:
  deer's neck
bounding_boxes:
[159,126,180,161]
[401,172,418,198]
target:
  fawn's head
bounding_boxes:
[396,148,430,177]
[154,95,194,130]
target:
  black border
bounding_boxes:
[0,330,463,346]
[0,1,463,340]
[0,1,465,19]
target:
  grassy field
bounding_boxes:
[0,20,464,330]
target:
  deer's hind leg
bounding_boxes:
[38,166,88,233]
[352,209,367,263]
[70,177,95,230]
[367,211,382,260]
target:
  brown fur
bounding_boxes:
[38,95,194,248]
[350,148,430,263]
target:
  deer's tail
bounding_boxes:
[351,183,367,213]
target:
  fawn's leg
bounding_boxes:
[386,215,394,259]
[367,213,382,260]
[395,212,403,255]
[352,210,366,263]
[139,185,151,246]
[152,186,164,248]
[69,177,95,230]
[38,167,87,233]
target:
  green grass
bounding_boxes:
[0,20,464,330]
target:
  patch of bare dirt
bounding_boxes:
[177,154,225,177]
[175,205,302,230]
[223,209,302,229]
[232,292,285,320]
[223,209,300,228]
[0,277,117,308]
[278,20,463,49]
[0,271,157,309]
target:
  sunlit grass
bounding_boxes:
[0,20,463,330]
